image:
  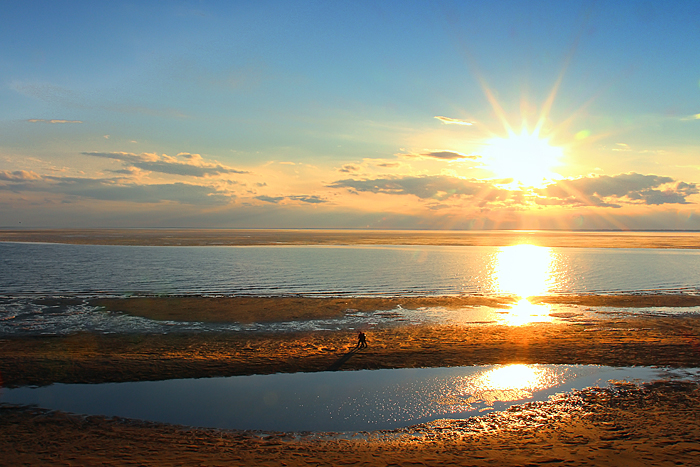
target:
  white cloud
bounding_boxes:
[434,116,473,126]
[27,119,83,124]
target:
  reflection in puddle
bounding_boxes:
[474,364,549,392]
[3,364,692,432]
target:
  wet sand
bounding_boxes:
[91,295,516,323]
[91,294,700,324]
[3,296,700,465]
[2,312,700,387]
[3,227,700,248]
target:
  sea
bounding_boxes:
[2,233,700,335]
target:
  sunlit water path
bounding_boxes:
[2,242,700,334]
[2,364,698,432]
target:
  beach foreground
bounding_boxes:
[2,380,699,466]
[2,299,700,465]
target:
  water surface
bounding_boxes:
[2,242,700,335]
[3,364,698,432]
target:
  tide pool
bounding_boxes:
[3,364,698,432]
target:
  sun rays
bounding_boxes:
[481,131,564,188]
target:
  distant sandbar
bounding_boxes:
[3,228,700,248]
[91,294,700,324]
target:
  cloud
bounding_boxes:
[537,173,698,207]
[328,173,699,209]
[399,150,479,161]
[680,113,700,121]
[0,174,230,205]
[108,167,143,176]
[434,116,473,125]
[289,195,326,204]
[82,151,248,177]
[328,175,509,202]
[255,195,284,203]
[28,119,83,124]
[133,161,244,177]
[627,181,699,205]
[0,170,42,181]
[338,164,361,173]
[256,194,327,204]
[179,153,203,161]
[83,151,158,163]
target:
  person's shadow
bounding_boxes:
[326,346,361,371]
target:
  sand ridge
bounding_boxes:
[3,228,700,248]
[90,295,700,324]
[2,315,700,387]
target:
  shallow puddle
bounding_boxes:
[2,364,698,432]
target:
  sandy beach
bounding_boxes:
[3,227,700,249]
[2,296,700,465]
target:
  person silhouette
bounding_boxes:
[357,331,367,348]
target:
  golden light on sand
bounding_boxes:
[493,244,554,325]
[502,298,553,326]
[482,131,563,187]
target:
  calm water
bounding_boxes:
[4,364,698,432]
[2,242,700,335]
[3,242,700,296]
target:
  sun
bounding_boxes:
[481,130,563,188]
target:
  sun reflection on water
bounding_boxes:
[492,244,555,325]
[494,244,553,297]
[475,364,549,392]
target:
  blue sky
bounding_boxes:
[1,0,699,229]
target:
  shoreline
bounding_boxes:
[89,295,700,324]
[3,228,700,248]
